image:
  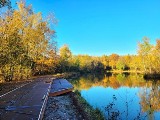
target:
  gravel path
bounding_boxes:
[43,93,84,120]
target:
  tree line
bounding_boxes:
[1,1,160,82]
[58,38,160,76]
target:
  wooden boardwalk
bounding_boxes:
[0,77,51,120]
[49,79,74,97]
[0,77,73,120]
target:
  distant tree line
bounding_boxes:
[58,38,160,76]
[58,45,104,73]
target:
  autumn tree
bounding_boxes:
[71,55,104,73]
[138,37,153,73]
[0,1,56,81]
[100,55,110,70]
[109,54,119,70]
[151,40,160,73]
[116,58,126,70]
[59,45,72,72]
[130,55,141,72]
[69,55,80,72]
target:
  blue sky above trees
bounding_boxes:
[11,0,160,55]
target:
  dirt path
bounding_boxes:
[43,93,84,120]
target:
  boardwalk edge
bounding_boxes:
[38,80,52,120]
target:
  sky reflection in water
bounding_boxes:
[72,74,160,120]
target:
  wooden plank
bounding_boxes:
[38,80,52,120]
[49,88,73,97]
[49,79,73,97]
[0,78,51,120]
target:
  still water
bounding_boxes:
[71,73,160,120]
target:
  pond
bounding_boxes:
[71,73,160,120]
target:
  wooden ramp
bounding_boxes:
[49,79,73,97]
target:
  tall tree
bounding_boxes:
[0,1,56,81]
[138,37,153,73]
[109,54,119,70]
[59,45,72,72]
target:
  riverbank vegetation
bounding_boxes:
[72,90,104,120]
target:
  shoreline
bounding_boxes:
[106,70,143,74]
[43,92,83,120]
[43,91,104,120]
[107,71,160,79]
[42,72,104,120]
[71,90,104,120]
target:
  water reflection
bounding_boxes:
[71,73,160,120]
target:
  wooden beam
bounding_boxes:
[49,88,73,97]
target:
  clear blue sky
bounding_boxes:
[12,0,160,56]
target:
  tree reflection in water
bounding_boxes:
[139,80,160,120]
[71,73,160,119]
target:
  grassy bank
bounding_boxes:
[71,90,105,120]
